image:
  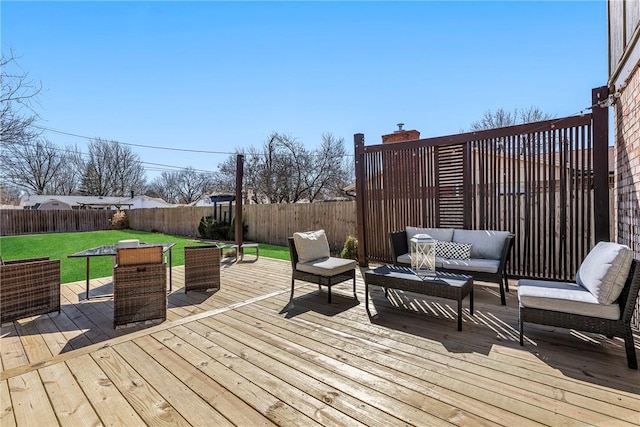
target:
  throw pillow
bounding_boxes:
[436,241,472,260]
[575,241,633,304]
[293,229,331,264]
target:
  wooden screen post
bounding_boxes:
[592,86,610,243]
[354,133,368,266]
[235,154,244,252]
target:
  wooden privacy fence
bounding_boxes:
[0,209,114,236]
[127,202,357,252]
[1,203,357,252]
[355,87,611,281]
[127,206,212,237]
[242,202,356,251]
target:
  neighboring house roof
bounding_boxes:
[20,194,132,209]
[129,195,174,209]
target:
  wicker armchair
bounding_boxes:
[113,246,166,328]
[0,257,61,323]
[288,230,356,303]
[184,245,221,293]
[519,242,639,369]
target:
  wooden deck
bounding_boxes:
[1,257,639,426]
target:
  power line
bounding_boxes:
[4,140,218,175]
[32,124,356,158]
[33,125,238,155]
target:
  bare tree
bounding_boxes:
[176,167,215,204]
[1,50,41,145]
[214,132,352,203]
[49,146,83,195]
[304,133,352,201]
[470,106,553,154]
[149,167,215,204]
[148,170,183,203]
[78,138,146,196]
[0,182,22,205]
[470,106,551,131]
[0,137,66,194]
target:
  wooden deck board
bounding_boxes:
[1,257,639,426]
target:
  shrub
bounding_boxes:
[198,216,247,241]
[110,210,129,230]
[340,235,358,260]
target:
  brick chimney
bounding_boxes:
[382,123,420,144]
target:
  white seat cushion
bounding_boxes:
[397,253,445,268]
[397,253,411,265]
[575,242,633,304]
[293,229,331,264]
[441,258,500,274]
[296,257,356,276]
[518,279,620,320]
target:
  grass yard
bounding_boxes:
[0,229,289,284]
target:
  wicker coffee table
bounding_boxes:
[364,265,474,331]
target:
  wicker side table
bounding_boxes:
[184,245,221,293]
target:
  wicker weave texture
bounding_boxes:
[184,246,221,292]
[0,258,61,323]
[113,263,166,327]
[117,246,164,266]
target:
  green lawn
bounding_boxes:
[0,230,289,284]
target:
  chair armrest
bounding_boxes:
[389,231,408,266]
[3,257,50,265]
[288,237,299,270]
[498,234,515,273]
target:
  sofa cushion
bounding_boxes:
[441,258,500,274]
[436,241,472,260]
[452,230,510,260]
[397,253,412,265]
[575,242,633,304]
[518,279,620,320]
[293,230,330,264]
[296,257,356,276]
[397,253,445,268]
[406,227,454,243]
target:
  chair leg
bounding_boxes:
[623,326,638,369]
[353,276,356,297]
[290,277,295,300]
[499,280,506,306]
[327,286,332,303]
[504,275,510,293]
[519,312,524,346]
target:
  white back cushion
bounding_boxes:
[452,230,510,259]
[293,229,330,264]
[406,227,454,242]
[575,242,633,304]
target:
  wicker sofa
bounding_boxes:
[518,242,639,369]
[390,227,514,305]
[0,257,61,323]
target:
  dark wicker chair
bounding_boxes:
[0,257,61,323]
[390,230,515,305]
[113,246,166,328]
[519,259,640,369]
[184,245,221,293]
[288,237,356,303]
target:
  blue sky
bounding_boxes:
[2,1,608,180]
